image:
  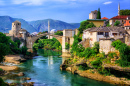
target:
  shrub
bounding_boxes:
[21,46,28,56]
[0,68,3,71]
[98,69,111,76]
[111,40,123,50]
[92,42,99,54]
[84,47,93,59]
[0,77,6,86]
[114,21,120,26]
[65,42,70,49]
[108,52,117,58]
[78,65,89,70]
[91,59,102,69]
[54,31,63,36]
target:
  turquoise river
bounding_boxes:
[5,49,116,86]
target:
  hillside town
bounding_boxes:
[0,1,130,86]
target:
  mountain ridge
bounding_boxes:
[0,16,80,33]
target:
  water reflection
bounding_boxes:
[4,49,116,86]
[48,56,53,65]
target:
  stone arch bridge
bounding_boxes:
[26,33,63,52]
[26,29,77,53]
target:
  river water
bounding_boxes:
[5,49,116,86]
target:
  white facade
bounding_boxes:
[83,31,123,47]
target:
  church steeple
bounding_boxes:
[118,3,120,16]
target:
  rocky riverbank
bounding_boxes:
[0,54,35,86]
[60,58,130,86]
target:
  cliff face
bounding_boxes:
[60,57,130,86]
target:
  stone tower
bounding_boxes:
[118,3,120,16]
[89,10,98,19]
[48,20,50,33]
[9,20,21,37]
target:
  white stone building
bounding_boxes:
[83,26,126,47]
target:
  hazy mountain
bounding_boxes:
[0,16,80,33]
[29,19,80,32]
[0,16,36,33]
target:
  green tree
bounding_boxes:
[78,20,96,34]
[0,43,10,61]
[54,31,63,36]
[96,8,101,19]
[65,42,70,49]
[86,22,96,29]
[0,32,12,62]
[14,39,21,48]
[120,10,130,15]
[78,20,90,33]
[114,21,120,26]
[21,46,28,56]
[0,77,6,86]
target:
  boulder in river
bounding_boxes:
[17,72,25,76]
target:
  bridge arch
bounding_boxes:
[26,33,62,52]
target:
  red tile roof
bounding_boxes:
[101,17,108,19]
[110,15,130,20]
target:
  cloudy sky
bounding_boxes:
[0,0,129,23]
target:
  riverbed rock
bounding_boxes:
[22,77,31,80]
[17,72,25,76]
[22,82,35,86]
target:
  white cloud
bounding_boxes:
[11,0,110,6]
[12,0,45,5]
[103,1,112,5]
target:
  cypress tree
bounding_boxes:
[96,8,101,19]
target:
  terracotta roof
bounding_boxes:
[84,26,126,33]
[101,17,108,19]
[127,17,130,20]
[110,15,130,20]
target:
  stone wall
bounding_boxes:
[79,38,90,48]
[99,38,116,55]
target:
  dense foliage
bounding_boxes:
[120,10,130,15]
[33,38,62,51]
[0,77,6,86]
[78,20,96,34]
[71,35,99,58]
[96,8,101,19]
[112,40,130,67]
[114,21,120,26]
[0,32,31,62]
[54,31,63,36]
[65,42,70,49]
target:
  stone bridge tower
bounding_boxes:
[9,20,21,37]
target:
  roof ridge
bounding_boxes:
[106,27,111,32]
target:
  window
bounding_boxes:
[98,32,103,35]
[105,32,109,37]
[112,33,117,36]
[18,23,19,25]
[129,21,130,23]
[90,32,93,35]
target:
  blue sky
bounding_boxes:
[0,0,129,23]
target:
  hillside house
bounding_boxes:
[87,19,106,27]
[109,15,130,26]
[124,17,130,30]
[83,26,126,47]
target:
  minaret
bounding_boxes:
[48,20,50,33]
[118,3,120,16]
